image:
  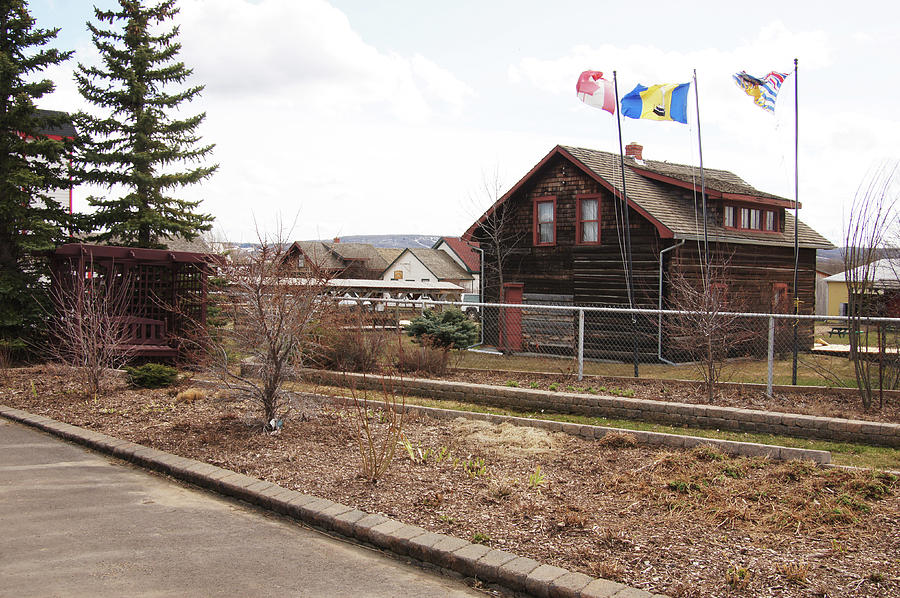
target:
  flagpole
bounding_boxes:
[613,70,639,378]
[693,69,709,284]
[792,58,800,385]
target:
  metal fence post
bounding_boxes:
[578,309,585,381]
[767,315,775,397]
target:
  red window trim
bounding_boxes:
[576,194,601,245]
[723,202,781,234]
[533,196,557,247]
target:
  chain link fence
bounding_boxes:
[342,296,900,394]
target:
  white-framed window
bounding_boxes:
[534,198,556,245]
[577,197,599,244]
[724,205,735,227]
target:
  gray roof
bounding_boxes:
[376,247,403,267]
[560,145,834,250]
[384,248,473,281]
[323,242,391,271]
[824,258,900,287]
[292,241,345,270]
[35,109,76,138]
[410,248,473,280]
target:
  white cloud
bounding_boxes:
[177,0,473,123]
[43,0,490,240]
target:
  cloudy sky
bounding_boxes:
[30,0,900,244]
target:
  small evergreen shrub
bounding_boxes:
[405,308,478,351]
[125,363,178,388]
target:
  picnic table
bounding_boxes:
[828,326,862,338]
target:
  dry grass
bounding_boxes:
[174,388,204,403]
[777,561,811,586]
[597,431,638,448]
[614,449,899,534]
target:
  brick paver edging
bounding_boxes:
[0,405,666,598]
[293,368,898,448]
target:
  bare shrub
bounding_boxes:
[665,257,757,403]
[843,163,900,409]
[44,262,134,399]
[346,375,405,482]
[393,338,448,376]
[204,228,332,430]
[316,308,387,373]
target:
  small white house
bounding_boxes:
[381,248,474,293]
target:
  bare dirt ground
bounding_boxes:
[2,366,899,598]
[442,369,900,425]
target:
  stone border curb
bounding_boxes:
[293,367,896,449]
[0,404,666,598]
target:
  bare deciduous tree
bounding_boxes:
[843,163,900,410]
[207,229,332,431]
[46,262,134,399]
[665,257,756,403]
[467,167,525,303]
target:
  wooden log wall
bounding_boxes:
[522,293,574,354]
[471,151,819,361]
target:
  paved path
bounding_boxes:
[0,419,485,597]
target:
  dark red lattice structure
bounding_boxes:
[50,244,222,359]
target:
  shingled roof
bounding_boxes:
[384,248,473,281]
[466,145,832,250]
[434,237,481,273]
[34,109,76,139]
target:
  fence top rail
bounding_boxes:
[341,296,900,325]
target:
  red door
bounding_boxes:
[501,283,523,352]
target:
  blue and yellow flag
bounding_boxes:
[621,82,690,123]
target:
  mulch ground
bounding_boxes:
[442,369,900,424]
[2,365,899,598]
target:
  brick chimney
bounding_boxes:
[624,142,643,160]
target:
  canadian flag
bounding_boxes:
[576,71,616,114]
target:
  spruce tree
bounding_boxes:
[0,0,73,352]
[76,0,216,249]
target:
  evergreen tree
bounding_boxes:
[76,0,216,249]
[0,0,73,353]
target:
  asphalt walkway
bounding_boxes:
[0,419,485,597]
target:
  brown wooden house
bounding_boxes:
[464,144,834,361]
[283,240,399,280]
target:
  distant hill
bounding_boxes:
[312,234,441,248]
[816,247,900,276]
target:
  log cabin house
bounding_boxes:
[283,240,400,280]
[464,144,834,361]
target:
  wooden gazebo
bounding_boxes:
[50,243,222,358]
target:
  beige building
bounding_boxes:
[822,259,900,316]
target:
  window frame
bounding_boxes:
[576,194,601,245]
[533,196,557,246]
[723,203,780,234]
